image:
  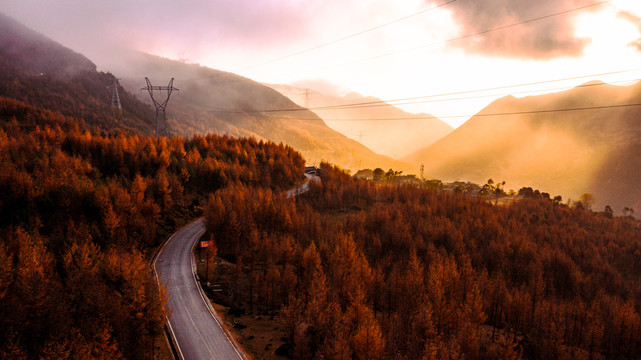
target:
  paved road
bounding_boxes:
[154,219,245,360]
[286,173,320,198]
[154,174,317,359]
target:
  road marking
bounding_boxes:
[156,173,319,359]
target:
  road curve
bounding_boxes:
[286,173,320,198]
[154,219,245,360]
[154,174,318,359]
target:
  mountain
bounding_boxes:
[405,80,641,211]
[266,84,453,159]
[0,13,156,134]
[0,13,408,172]
[105,52,411,172]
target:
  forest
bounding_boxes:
[0,95,305,359]
[3,89,641,360]
[204,163,641,360]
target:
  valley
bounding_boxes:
[2,6,641,360]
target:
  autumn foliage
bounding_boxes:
[205,163,641,360]
[4,88,641,359]
[0,96,304,359]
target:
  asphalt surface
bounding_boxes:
[154,175,317,359]
[154,219,245,360]
[286,173,319,198]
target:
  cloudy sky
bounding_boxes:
[3,0,641,127]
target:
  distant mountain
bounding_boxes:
[266,84,453,159]
[405,80,641,211]
[106,52,410,172]
[0,13,156,134]
[0,13,408,172]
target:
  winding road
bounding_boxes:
[153,173,318,359]
[154,219,245,360]
[286,173,318,198]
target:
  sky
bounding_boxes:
[3,0,641,128]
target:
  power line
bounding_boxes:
[180,1,456,84]
[204,70,641,115]
[159,1,627,125]
[308,73,641,111]
[237,0,457,72]
[180,0,609,86]
[356,79,640,109]
[250,102,641,121]
[442,102,641,119]
[287,0,611,76]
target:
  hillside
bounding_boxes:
[266,84,453,159]
[0,91,306,358]
[0,13,156,135]
[405,80,641,211]
[203,164,641,360]
[104,52,411,172]
[0,13,406,173]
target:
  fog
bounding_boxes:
[408,111,605,200]
[0,0,379,72]
[406,80,641,210]
[3,0,641,211]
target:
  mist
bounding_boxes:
[406,80,641,211]
[0,0,376,73]
[266,84,454,159]
[409,113,603,198]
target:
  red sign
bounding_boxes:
[200,240,214,248]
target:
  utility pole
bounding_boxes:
[141,77,178,138]
[200,236,214,285]
[205,242,210,285]
[108,77,122,112]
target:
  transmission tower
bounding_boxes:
[304,88,311,108]
[141,77,179,138]
[108,77,122,112]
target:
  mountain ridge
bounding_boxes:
[0,12,157,135]
[0,12,95,78]
[406,80,641,211]
[106,51,411,171]
[0,13,408,172]
[265,83,453,159]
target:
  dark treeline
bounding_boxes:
[0,96,305,359]
[205,163,641,360]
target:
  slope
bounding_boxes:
[405,80,641,211]
[106,52,410,172]
[266,84,453,159]
[0,13,408,173]
[0,13,155,134]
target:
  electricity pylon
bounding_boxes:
[108,77,122,112]
[141,77,178,138]
[304,88,311,108]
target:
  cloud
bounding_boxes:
[618,10,641,51]
[435,0,601,59]
[0,0,331,66]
